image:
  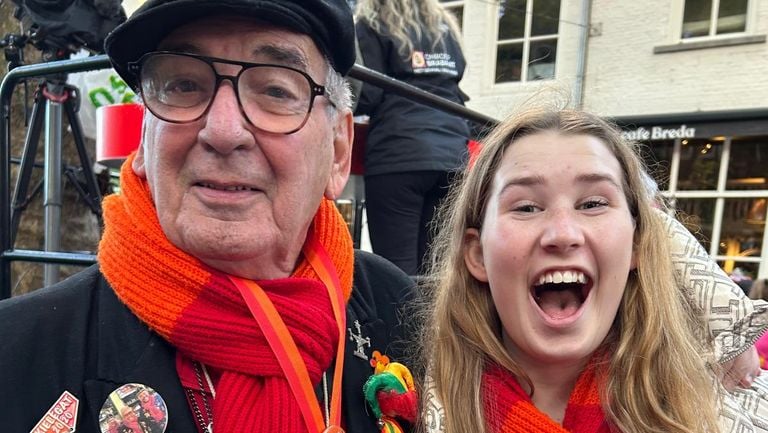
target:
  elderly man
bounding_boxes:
[0,1,414,432]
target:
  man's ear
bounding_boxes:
[464,228,488,283]
[131,143,147,179]
[324,110,353,199]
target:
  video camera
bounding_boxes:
[8,0,126,56]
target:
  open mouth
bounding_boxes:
[532,270,591,320]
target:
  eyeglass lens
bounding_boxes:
[139,53,315,134]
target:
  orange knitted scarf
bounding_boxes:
[98,154,354,432]
[482,362,612,433]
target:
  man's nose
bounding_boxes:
[540,208,585,252]
[198,81,256,154]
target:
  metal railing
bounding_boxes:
[0,54,499,298]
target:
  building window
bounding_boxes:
[495,0,560,83]
[682,0,749,39]
[638,132,768,281]
[676,138,723,190]
[439,0,465,32]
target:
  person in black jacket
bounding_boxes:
[355,0,471,276]
[0,1,415,432]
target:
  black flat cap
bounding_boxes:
[104,0,355,91]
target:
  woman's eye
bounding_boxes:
[513,203,540,213]
[580,199,608,210]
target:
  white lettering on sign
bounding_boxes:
[621,125,696,141]
[622,127,650,141]
[30,391,79,433]
[412,51,459,76]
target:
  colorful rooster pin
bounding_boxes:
[363,350,418,433]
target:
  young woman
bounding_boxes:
[421,108,724,432]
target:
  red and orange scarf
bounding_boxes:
[98,154,354,432]
[482,362,612,433]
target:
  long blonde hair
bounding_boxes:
[355,0,462,58]
[422,108,720,433]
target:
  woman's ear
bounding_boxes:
[464,228,489,282]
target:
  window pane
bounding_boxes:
[677,138,723,190]
[675,198,716,251]
[531,0,561,36]
[638,140,674,191]
[717,0,748,34]
[682,0,713,38]
[527,39,556,80]
[728,136,768,190]
[495,43,523,82]
[498,0,527,40]
[447,6,464,31]
[719,198,765,257]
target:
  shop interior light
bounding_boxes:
[746,198,766,225]
[729,177,766,185]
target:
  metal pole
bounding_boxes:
[573,0,592,109]
[43,98,63,285]
[347,64,499,128]
[4,249,96,266]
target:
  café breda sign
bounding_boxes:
[621,125,696,141]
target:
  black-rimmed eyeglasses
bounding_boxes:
[127,51,335,134]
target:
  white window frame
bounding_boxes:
[658,136,768,279]
[678,0,754,40]
[439,0,465,30]
[493,0,560,84]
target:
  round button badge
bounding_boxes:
[99,383,168,433]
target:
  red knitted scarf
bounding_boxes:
[482,362,612,433]
[98,155,354,432]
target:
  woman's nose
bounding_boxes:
[540,208,585,252]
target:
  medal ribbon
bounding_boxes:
[229,228,346,433]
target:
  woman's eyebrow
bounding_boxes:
[498,174,546,196]
[498,172,621,196]
[574,172,623,190]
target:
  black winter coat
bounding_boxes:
[0,251,415,433]
[355,20,471,176]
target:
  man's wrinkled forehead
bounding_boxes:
[157,17,320,71]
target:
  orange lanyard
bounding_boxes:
[228,231,346,433]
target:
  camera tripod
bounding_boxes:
[11,77,102,286]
